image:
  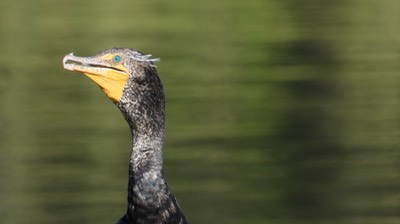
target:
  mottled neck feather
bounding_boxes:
[115,66,187,224]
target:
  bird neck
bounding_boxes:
[115,78,188,223]
[127,132,168,206]
[116,99,173,218]
[129,129,164,174]
[121,102,167,189]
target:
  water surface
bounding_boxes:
[0,1,399,224]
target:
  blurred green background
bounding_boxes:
[0,0,399,223]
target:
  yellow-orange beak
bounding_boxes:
[63,53,129,103]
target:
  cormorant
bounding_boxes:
[63,48,188,224]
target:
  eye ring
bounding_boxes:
[113,55,121,63]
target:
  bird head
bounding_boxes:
[63,48,160,103]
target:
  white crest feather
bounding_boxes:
[128,51,160,67]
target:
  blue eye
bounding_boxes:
[113,55,121,63]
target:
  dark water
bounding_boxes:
[0,1,399,224]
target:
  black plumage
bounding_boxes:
[63,48,188,224]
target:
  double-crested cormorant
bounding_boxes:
[63,48,188,224]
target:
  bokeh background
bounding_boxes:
[0,0,399,224]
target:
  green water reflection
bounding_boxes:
[0,1,399,224]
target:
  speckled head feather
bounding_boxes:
[115,49,165,138]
